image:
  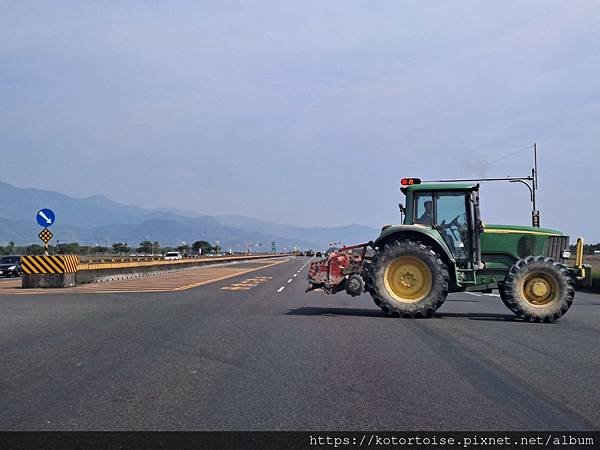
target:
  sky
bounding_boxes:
[1,1,599,240]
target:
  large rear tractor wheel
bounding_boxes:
[502,256,574,322]
[366,240,449,318]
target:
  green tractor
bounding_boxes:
[307,179,587,322]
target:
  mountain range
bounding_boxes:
[0,180,378,251]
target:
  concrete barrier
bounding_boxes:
[22,255,288,288]
[20,255,79,289]
[22,273,77,288]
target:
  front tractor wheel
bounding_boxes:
[502,256,574,322]
[367,240,449,318]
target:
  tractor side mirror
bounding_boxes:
[399,203,405,223]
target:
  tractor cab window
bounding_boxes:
[413,191,471,266]
[435,192,470,264]
[414,194,434,226]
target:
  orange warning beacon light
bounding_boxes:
[400,178,422,186]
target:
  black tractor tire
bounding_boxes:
[502,256,574,322]
[366,239,449,318]
[498,283,507,302]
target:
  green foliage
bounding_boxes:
[177,244,191,254]
[569,243,600,255]
[56,242,81,254]
[137,240,153,254]
[112,242,130,254]
[192,240,212,255]
[137,240,160,254]
[78,246,99,255]
[0,242,21,255]
[26,244,45,255]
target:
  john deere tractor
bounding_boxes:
[307,179,587,322]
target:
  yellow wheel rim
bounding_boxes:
[521,272,559,306]
[384,256,432,303]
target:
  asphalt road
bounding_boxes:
[0,277,19,282]
[1,257,599,431]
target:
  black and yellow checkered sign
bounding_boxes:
[38,228,53,244]
[21,255,79,274]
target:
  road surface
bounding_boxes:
[1,257,599,430]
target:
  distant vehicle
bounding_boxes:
[306,250,314,257]
[164,251,183,260]
[0,256,22,277]
[315,251,322,257]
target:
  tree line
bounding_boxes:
[569,242,600,255]
[0,240,221,256]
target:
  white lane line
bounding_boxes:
[277,287,285,293]
[287,279,292,283]
[467,292,482,296]
[293,274,297,277]
[483,293,501,297]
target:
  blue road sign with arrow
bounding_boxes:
[36,208,56,227]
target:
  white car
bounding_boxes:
[164,251,183,260]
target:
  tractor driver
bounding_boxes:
[417,200,433,226]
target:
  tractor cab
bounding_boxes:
[400,180,482,271]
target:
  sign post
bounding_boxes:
[36,209,56,256]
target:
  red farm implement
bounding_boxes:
[306,243,372,296]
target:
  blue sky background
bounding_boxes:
[1,1,599,240]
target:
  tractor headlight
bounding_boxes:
[561,250,571,259]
